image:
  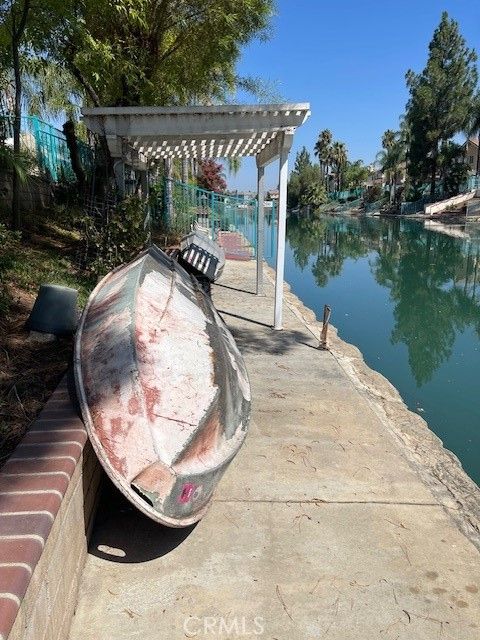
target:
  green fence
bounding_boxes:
[400,196,432,215]
[329,187,365,201]
[399,176,480,215]
[464,175,480,191]
[155,178,276,259]
[0,114,94,183]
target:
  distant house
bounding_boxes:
[463,138,479,174]
[266,189,279,201]
[229,190,256,202]
[365,166,385,189]
[365,161,406,191]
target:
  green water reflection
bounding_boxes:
[277,215,480,483]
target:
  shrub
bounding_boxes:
[364,185,383,204]
[79,195,149,277]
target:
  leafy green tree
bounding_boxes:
[343,159,369,189]
[46,0,274,107]
[381,129,396,151]
[294,146,312,173]
[287,148,325,211]
[0,0,78,227]
[227,157,242,177]
[299,181,327,210]
[405,12,478,200]
[1,0,31,229]
[21,57,81,121]
[438,141,469,197]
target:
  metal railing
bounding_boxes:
[466,198,480,217]
[400,176,480,215]
[400,177,480,215]
[0,114,94,183]
[463,175,480,192]
[155,178,277,258]
[400,196,432,215]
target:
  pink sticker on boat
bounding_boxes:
[179,483,197,503]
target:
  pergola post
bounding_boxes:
[273,133,292,330]
[140,169,149,198]
[256,163,265,295]
[113,159,126,198]
[165,158,174,221]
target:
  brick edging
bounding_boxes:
[0,375,88,640]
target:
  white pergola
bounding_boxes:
[81,104,311,330]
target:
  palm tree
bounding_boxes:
[331,141,347,191]
[314,129,332,185]
[0,145,34,184]
[381,129,396,151]
[376,134,405,203]
[227,157,242,176]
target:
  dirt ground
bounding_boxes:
[0,220,94,464]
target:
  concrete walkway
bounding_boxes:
[69,260,479,640]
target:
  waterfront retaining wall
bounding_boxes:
[264,264,480,549]
[424,190,476,215]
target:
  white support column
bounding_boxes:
[274,139,290,330]
[256,164,265,295]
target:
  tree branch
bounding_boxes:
[12,0,30,41]
[65,59,101,107]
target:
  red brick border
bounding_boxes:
[0,377,88,640]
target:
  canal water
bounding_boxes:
[266,214,480,485]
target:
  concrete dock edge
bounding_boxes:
[264,264,480,549]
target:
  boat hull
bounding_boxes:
[74,246,250,527]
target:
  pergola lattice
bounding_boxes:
[82,103,311,329]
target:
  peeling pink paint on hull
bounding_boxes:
[74,246,250,527]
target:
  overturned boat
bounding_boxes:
[74,246,250,527]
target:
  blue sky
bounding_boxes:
[227,0,480,191]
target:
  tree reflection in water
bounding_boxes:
[286,214,480,386]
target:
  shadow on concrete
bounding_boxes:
[225,322,316,355]
[217,309,272,329]
[88,479,197,563]
[213,282,257,295]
